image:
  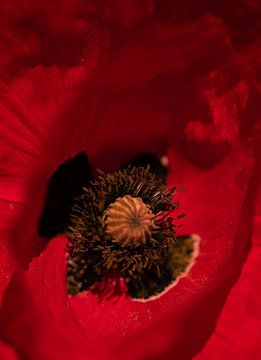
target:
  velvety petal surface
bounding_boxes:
[0,340,19,360]
[194,161,261,360]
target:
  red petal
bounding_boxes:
[161,141,256,358]
[0,235,107,360]
[0,69,92,266]
[195,162,261,359]
[0,340,19,360]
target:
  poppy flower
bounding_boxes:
[0,1,260,359]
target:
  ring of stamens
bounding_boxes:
[67,165,180,298]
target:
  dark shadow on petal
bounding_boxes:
[38,152,92,239]
[179,139,233,169]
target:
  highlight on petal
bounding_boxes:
[0,339,19,360]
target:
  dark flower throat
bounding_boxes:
[38,153,195,300]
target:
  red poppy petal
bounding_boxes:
[0,235,108,360]
[0,61,106,268]
[194,165,261,359]
[160,140,256,358]
[0,340,19,360]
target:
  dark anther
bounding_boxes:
[126,153,169,183]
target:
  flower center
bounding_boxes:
[66,165,197,301]
[104,195,155,247]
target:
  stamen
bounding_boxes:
[66,165,194,300]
